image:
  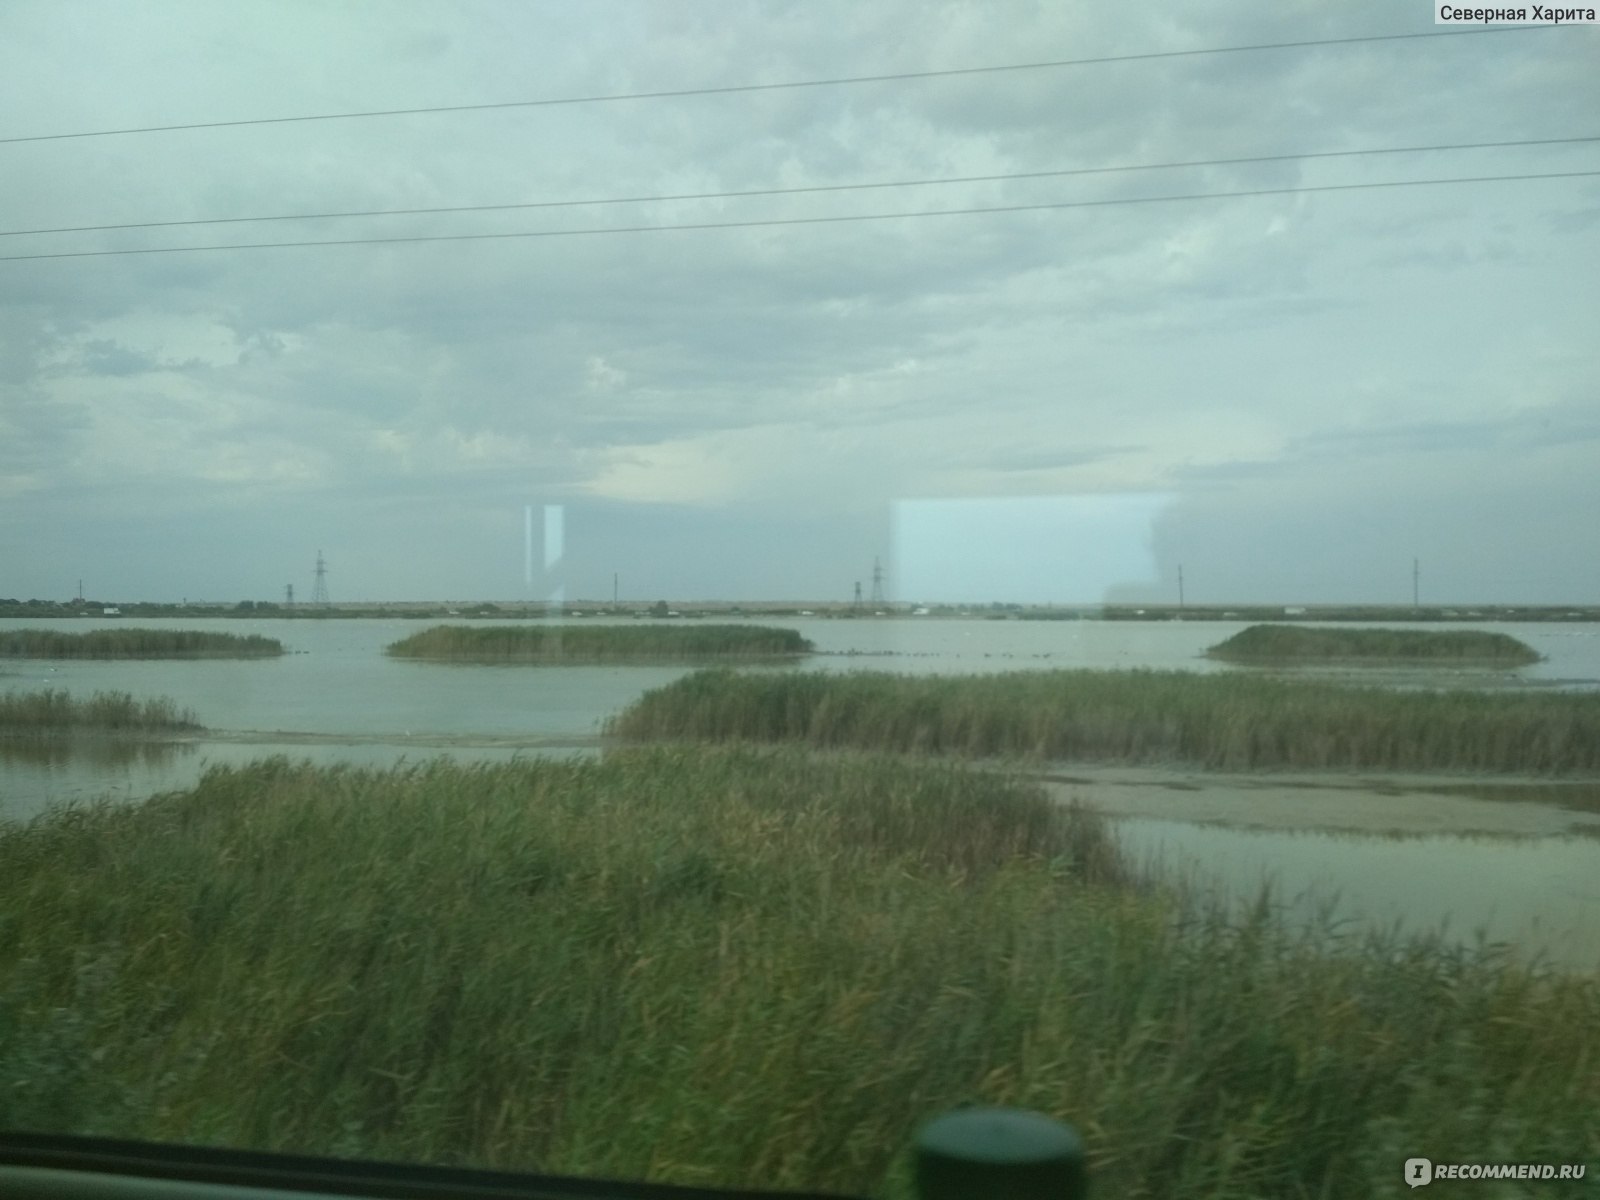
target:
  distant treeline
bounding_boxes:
[1206,624,1542,665]
[0,629,283,659]
[608,668,1600,774]
[5,599,1599,621]
[0,600,424,620]
[0,689,199,732]
[386,624,813,663]
[1104,605,1599,622]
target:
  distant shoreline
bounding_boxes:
[3,601,1598,622]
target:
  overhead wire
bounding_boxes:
[0,27,1554,146]
[1,25,1581,263]
[3,170,1594,263]
[2,135,1593,239]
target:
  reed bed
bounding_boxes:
[1,749,1592,1197]
[0,628,283,659]
[385,623,812,662]
[1206,623,1542,665]
[0,688,200,732]
[606,668,1600,774]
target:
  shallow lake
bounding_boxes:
[1113,816,1600,973]
[4,615,1598,970]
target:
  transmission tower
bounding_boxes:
[311,551,330,606]
[285,583,294,607]
[870,556,885,606]
[853,581,863,610]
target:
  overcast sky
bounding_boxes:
[1,2,1595,605]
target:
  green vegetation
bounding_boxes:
[607,668,1600,773]
[2,749,1593,1195]
[0,628,283,659]
[386,623,812,663]
[1206,623,1542,665]
[0,689,199,732]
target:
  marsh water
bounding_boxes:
[4,616,1600,969]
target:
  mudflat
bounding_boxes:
[1034,764,1600,837]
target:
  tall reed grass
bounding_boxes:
[0,688,200,732]
[1,750,1594,1196]
[385,624,812,662]
[0,629,283,659]
[1206,624,1542,665]
[606,668,1600,773]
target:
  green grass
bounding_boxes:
[1206,624,1542,666]
[606,668,1600,774]
[0,689,200,732]
[0,629,283,659]
[1,749,1593,1196]
[385,624,813,663]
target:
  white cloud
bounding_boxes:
[583,355,627,393]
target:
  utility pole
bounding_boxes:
[870,556,885,606]
[853,581,863,611]
[1413,557,1419,609]
[613,572,618,606]
[285,584,294,607]
[1178,564,1185,610]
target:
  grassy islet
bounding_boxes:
[1205,623,1541,666]
[606,667,1600,773]
[386,623,812,663]
[0,628,283,659]
[0,688,200,733]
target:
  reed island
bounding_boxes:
[0,628,284,659]
[1203,623,1542,666]
[385,623,813,663]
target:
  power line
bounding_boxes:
[4,135,1592,239]
[3,169,1592,263]
[0,28,1549,146]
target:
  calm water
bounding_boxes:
[1114,819,1600,973]
[4,616,1598,969]
[4,616,1596,747]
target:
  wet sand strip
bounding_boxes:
[1032,765,1600,837]
[175,730,609,751]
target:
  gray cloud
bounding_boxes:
[1,1,1595,601]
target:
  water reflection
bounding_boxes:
[0,735,192,769]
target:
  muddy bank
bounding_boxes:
[174,729,608,750]
[1034,765,1600,837]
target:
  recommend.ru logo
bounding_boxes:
[1405,1157,1587,1185]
